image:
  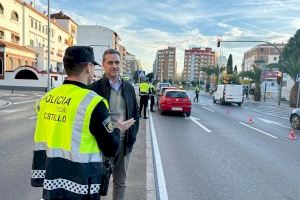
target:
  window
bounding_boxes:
[11,11,19,22]
[0,4,3,15]
[35,21,37,29]
[39,23,41,31]
[31,19,33,27]
[42,26,45,33]
[0,30,4,39]
[11,34,20,44]
[58,36,62,42]
[274,57,277,61]
[260,48,264,52]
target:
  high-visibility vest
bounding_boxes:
[31,84,108,199]
[139,82,150,94]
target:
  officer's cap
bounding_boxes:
[63,46,99,65]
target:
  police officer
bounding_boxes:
[139,80,150,119]
[31,46,135,200]
[149,83,156,112]
[194,86,200,102]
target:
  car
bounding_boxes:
[290,108,300,130]
[213,84,244,106]
[157,86,176,104]
[158,89,192,116]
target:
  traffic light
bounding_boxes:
[277,73,282,84]
[217,39,220,47]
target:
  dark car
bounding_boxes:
[290,108,300,130]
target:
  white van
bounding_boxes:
[213,84,244,106]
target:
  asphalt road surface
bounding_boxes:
[151,92,300,200]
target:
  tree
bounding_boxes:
[201,66,217,92]
[239,65,262,101]
[279,29,300,107]
[227,54,233,74]
[234,65,238,74]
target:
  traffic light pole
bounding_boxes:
[218,40,283,106]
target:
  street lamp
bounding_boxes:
[47,0,51,92]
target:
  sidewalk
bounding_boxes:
[101,115,156,200]
[0,99,10,107]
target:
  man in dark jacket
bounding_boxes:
[90,49,139,200]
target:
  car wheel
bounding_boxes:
[213,97,216,104]
[160,110,164,115]
[220,98,224,105]
[291,114,300,130]
[237,103,241,106]
[186,112,191,117]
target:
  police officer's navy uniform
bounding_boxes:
[31,46,120,200]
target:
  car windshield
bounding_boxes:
[166,91,187,98]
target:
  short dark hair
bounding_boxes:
[102,49,121,62]
[63,60,90,76]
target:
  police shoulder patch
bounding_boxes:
[103,116,113,133]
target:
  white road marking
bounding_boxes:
[201,106,215,112]
[149,111,169,200]
[0,108,31,116]
[242,107,249,109]
[13,99,38,105]
[239,122,278,139]
[257,117,290,129]
[29,116,37,120]
[190,116,212,133]
[264,112,289,120]
[0,101,12,108]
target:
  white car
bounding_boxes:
[213,84,244,106]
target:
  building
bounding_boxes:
[118,44,127,77]
[125,52,138,79]
[182,47,216,82]
[153,47,176,82]
[243,43,285,71]
[243,43,293,100]
[0,0,76,89]
[77,25,121,78]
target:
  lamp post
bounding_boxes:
[47,0,51,92]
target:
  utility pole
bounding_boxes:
[47,0,51,92]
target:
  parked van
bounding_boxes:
[213,84,244,106]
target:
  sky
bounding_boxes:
[28,0,300,73]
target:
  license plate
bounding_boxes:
[171,107,183,111]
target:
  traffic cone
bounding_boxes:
[287,129,297,140]
[248,116,254,124]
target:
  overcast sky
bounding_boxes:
[29,0,300,73]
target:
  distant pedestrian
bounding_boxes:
[193,86,200,102]
[149,83,156,112]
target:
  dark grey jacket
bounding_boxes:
[90,76,140,155]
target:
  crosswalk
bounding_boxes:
[242,104,292,120]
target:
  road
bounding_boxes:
[1,90,299,200]
[0,92,42,199]
[151,93,300,200]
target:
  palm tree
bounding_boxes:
[239,65,262,101]
[201,66,217,92]
[284,54,300,107]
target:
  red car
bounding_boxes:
[158,89,192,116]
